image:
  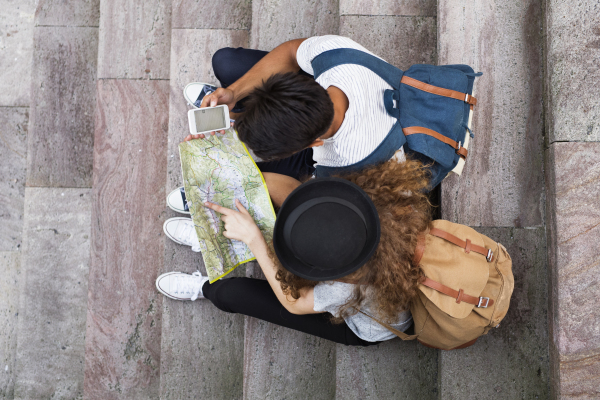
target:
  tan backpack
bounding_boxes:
[362,220,514,350]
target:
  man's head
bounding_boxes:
[235,72,334,161]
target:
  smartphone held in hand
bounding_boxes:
[187,105,230,136]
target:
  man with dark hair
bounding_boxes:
[184,36,404,181]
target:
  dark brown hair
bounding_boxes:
[235,72,334,161]
[274,157,432,323]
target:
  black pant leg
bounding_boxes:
[202,277,378,346]
[256,148,316,180]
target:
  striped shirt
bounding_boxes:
[296,35,405,168]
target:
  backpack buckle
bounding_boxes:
[486,249,493,262]
[477,297,490,308]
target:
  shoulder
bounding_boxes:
[296,35,373,75]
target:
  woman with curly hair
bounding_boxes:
[156,157,432,346]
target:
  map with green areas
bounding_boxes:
[179,129,276,282]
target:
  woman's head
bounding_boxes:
[275,157,433,322]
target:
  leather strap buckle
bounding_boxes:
[486,249,493,262]
[478,297,490,308]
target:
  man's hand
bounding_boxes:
[200,87,236,109]
[184,120,234,141]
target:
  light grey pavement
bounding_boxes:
[14,188,91,399]
[544,1,600,398]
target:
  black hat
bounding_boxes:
[273,177,380,281]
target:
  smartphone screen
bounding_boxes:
[194,107,226,132]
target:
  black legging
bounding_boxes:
[202,277,378,346]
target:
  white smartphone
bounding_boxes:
[187,105,230,136]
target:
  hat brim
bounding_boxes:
[273,177,380,281]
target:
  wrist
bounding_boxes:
[247,231,267,252]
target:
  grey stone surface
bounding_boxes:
[335,340,438,399]
[14,188,91,400]
[84,79,169,400]
[159,210,246,400]
[545,0,600,142]
[340,16,436,70]
[340,0,436,17]
[167,29,248,191]
[440,227,549,399]
[97,0,172,79]
[0,252,20,399]
[546,142,600,399]
[0,108,28,251]
[250,0,339,51]
[243,304,336,400]
[172,0,251,30]
[0,0,36,107]
[159,29,249,399]
[35,0,100,27]
[439,0,545,228]
[26,26,98,188]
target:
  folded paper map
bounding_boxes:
[179,129,276,282]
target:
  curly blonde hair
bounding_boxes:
[274,157,432,323]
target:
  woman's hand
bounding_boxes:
[204,199,263,247]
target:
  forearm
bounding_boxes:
[228,38,306,103]
[248,235,316,314]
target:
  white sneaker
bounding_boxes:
[183,82,218,108]
[167,187,189,214]
[163,217,201,252]
[156,271,208,301]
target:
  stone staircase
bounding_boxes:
[1,0,598,398]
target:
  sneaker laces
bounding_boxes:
[174,220,201,252]
[174,271,206,301]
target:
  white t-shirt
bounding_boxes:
[296,35,405,168]
[313,281,413,342]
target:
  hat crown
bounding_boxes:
[273,178,380,281]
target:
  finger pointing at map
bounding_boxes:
[205,200,263,246]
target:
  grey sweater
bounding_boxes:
[313,281,413,342]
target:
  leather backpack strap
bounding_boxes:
[403,126,468,160]
[356,309,418,340]
[419,277,494,308]
[401,75,477,106]
[428,227,493,262]
[413,234,427,266]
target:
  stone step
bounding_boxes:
[26,24,98,188]
[0,252,21,399]
[241,1,340,398]
[438,0,550,397]
[159,28,249,399]
[336,4,440,398]
[250,0,339,51]
[0,107,28,252]
[14,188,92,399]
[545,142,600,398]
[83,0,172,396]
[438,0,545,228]
[83,79,170,399]
[439,227,549,398]
[0,0,35,107]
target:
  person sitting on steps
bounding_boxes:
[157,159,432,346]
[182,35,406,182]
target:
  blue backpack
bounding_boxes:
[311,49,481,189]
